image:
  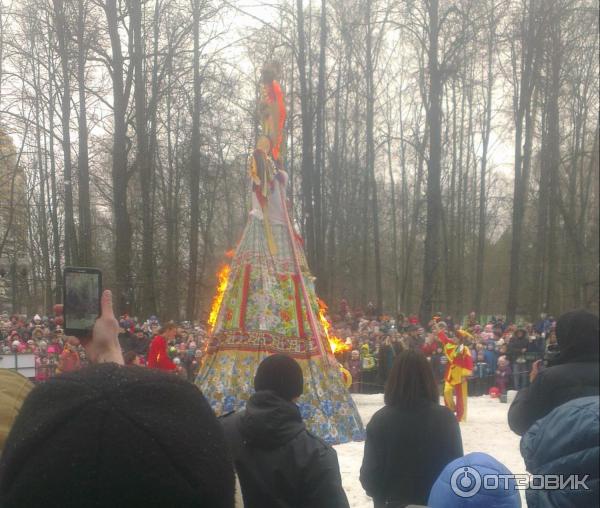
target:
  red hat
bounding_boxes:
[488,387,500,398]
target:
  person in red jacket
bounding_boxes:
[147,322,177,371]
[421,332,439,358]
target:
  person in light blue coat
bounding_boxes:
[520,396,599,508]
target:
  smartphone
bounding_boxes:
[63,267,102,336]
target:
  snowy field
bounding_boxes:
[335,394,527,507]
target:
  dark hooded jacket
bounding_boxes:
[221,390,349,508]
[508,310,599,436]
[507,329,529,364]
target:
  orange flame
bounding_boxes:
[225,249,235,259]
[329,335,351,354]
[208,264,231,332]
[317,298,331,335]
[317,298,350,355]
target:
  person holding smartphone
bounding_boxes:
[508,310,599,435]
[0,290,236,508]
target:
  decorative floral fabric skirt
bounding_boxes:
[196,215,364,444]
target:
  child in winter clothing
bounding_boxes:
[482,323,495,341]
[495,355,512,394]
[472,344,489,396]
[347,350,362,393]
[484,340,498,390]
[508,328,529,390]
[360,343,378,394]
[430,346,446,389]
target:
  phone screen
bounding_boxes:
[64,269,101,333]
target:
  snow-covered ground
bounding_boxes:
[335,394,527,507]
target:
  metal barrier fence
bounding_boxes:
[0,352,59,382]
[347,365,538,395]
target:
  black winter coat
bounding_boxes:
[507,334,529,363]
[359,401,463,507]
[132,335,151,356]
[222,391,349,508]
[508,358,599,435]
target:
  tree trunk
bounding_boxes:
[386,127,399,314]
[366,0,383,314]
[533,95,549,318]
[45,21,62,302]
[474,0,495,313]
[131,0,157,317]
[32,39,52,310]
[398,78,408,314]
[401,120,427,312]
[545,7,562,315]
[53,0,79,265]
[76,0,92,266]
[164,30,179,320]
[327,62,344,301]
[105,0,132,314]
[186,0,202,320]
[313,0,327,292]
[420,0,442,325]
[507,0,540,321]
[296,0,315,267]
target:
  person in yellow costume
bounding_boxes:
[434,322,474,422]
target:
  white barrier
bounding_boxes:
[0,353,36,378]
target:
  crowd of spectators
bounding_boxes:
[332,304,554,398]
[0,311,208,383]
[0,294,597,507]
[1,303,556,396]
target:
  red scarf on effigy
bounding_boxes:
[265,80,286,160]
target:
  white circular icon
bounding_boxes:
[450,466,482,497]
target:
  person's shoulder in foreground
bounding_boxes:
[0,370,33,456]
[521,395,599,508]
[0,340,234,507]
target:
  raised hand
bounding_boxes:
[84,290,124,365]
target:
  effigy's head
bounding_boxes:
[256,135,271,154]
[261,61,281,83]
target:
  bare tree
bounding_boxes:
[53,0,79,265]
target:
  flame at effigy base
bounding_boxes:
[208,264,231,333]
[317,298,351,355]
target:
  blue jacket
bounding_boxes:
[520,396,599,508]
[428,452,521,508]
[484,345,498,372]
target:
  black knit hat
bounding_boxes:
[0,363,234,508]
[555,310,599,363]
[254,354,304,401]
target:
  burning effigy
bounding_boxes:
[195,63,363,445]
